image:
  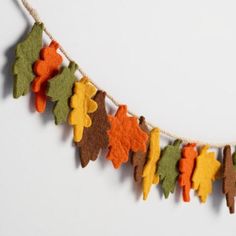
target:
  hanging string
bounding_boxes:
[20,0,234,148]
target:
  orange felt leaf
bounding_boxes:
[107,105,148,169]
[178,143,198,202]
[32,40,63,112]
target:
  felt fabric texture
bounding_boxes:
[77,90,110,168]
[46,62,78,124]
[158,139,182,198]
[131,116,150,183]
[222,145,236,214]
[142,128,160,200]
[192,145,221,203]
[13,23,43,98]
[233,152,236,171]
[107,105,148,169]
[178,143,198,202]
[32,41,63,112]
[68,78,98,142]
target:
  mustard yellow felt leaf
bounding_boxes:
[142,128,161,200]
[192,145,221,203]
[68,78,98,142]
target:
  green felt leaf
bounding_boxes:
[158,139,182,198]
[46,62,78,125]
[13,23,43,98]
[232,151,236,171]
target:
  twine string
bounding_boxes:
[20,0,234,148]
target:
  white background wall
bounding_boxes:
[1,0,236,235]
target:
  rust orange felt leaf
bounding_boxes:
[32,41,63,112]
[107,105,148,169]
[178,143,198,202]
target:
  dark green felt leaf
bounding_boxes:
[232,150,236,171]
[46,62,78,125]
[13,23,43,98]
[158,139,182,198]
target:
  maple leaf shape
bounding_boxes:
[78,91,110,167]
[178,143,198,202]
[223,145,236,214]
[158,139,182,198]
[107,105,148,169]
[192,145,221,203]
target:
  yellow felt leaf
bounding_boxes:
[192,145,221,203]
[142,128,160,200]
[84,114,92,127]
[68,78,98,142]
[85,83,97,97]
[87,99,98,113]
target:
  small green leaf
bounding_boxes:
[158,139,182,198]
[13,23,43,98]
[47,62,78,125]
[232,150,236,171]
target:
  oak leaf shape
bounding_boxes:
[131,116,150,183]
[32,40,63,112]
[46,62,78,125]
[142,128,161,200]
[107,105,148,169]
[158,139,182,198]
[68,78,98,142]
[222,145,236,214]
[178,143,198,202]
[77,90,110,167]
[13,23,43,98]
[192,145,221,203]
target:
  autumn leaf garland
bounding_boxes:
[11,22,236,214]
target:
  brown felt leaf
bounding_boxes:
[78,91,110,168]
[223,145,236,214]
[131,116,150,183]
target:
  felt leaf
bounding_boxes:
[158,139,182,198]
[233,152,236,171]
[68,78,98,142]
[131,117,150,183]
[46,62,78,124]
[77,91,110,167]
[222,145,236,214]
[32,41,63,112]
[178,143,198,202]
[107,105,148,169]
[192,145,221,203]
[142,128,161,200]
[13,23,43,98]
